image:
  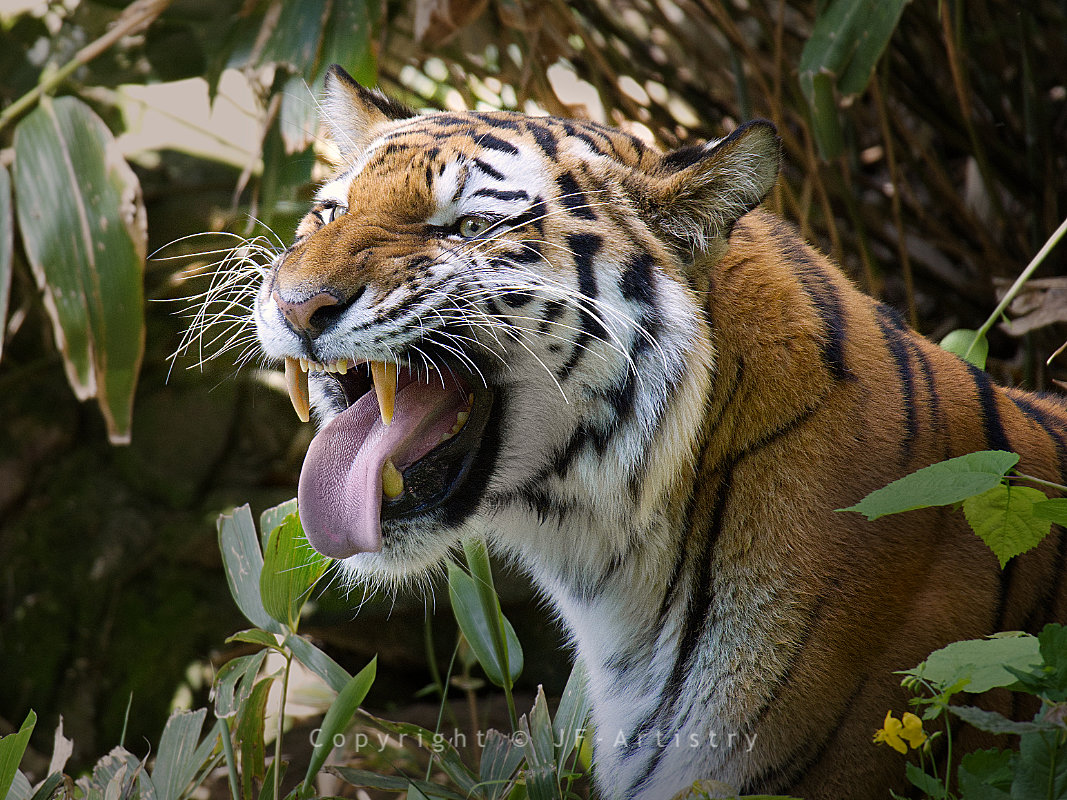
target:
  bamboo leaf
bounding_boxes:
[0,711,36,800]
[217,505,282,634]
[12,95,146,444]
[302,658,376,796]
[151,709,207,800]
[260,512,328,629]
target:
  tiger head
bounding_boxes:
[254,66,780,585]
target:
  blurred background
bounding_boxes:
[1,0,1065,772]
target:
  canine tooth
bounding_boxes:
[299,357,309,372]
[284,357,311,423]
[456,410,469,428]
[336,359,349,375]
[382,459,404,498]
[370,361,397,426]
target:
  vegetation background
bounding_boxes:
[1,0,1065,781]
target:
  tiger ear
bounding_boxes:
[322,65,417,157]
[641,120,781,255]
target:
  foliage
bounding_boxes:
[875,625,1067,799]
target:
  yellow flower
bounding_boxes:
[873,710,927,754]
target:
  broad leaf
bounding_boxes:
[1012,730,1067,799]
[217,505,281,633]
[259,498,297,550]
[0,165,11,362]
[13,95,146,444]
[478,730,522,800]
[900,633,1041,694]
[1034,498,1067,526]
[963,484,1051,567]
[941,328,989,369]
[260,512,328,630]
[302,658,376,796]
[905,762,946,799]
[957,749,1013,800]
[948,705,1058,736]
[553,662,590,774]
[214,651,268,719]
[840,450,1020,520]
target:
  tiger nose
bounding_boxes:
[273,290,342,337]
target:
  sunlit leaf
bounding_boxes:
[1034,498,1067,525]
[260,512,328,629]
[447,560,523,688]
[0,710,36,800]
[13,95,146,444]
[963,484,1051,567]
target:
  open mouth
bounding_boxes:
[282,357,494,558]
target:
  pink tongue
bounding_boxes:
[298,381,465,558]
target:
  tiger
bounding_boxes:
[250,64,1067,798]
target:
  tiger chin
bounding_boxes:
[251,65,1067,799]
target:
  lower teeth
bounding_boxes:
[382,459,404,499]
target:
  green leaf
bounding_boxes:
[958,749,1014,800]
[6,770,31,800]
[27,773,64,800]
[901,633,1041,694]
[354,711,480,797]
[447,559,524,688]
[235,678,274,800]
[0,165,12,362]
[226,630,280,649]
[1012,729,1067,799]
[905,762,947,798]
[797,0,908,158]
[260,512,329,630]
[12,95,146,444]
[948,705,1058,736]
[259,499,298,552]
[1034,499,1067,526]
[964,484,1051,567]
[259,0,329,77]
[478,730,522,800]
[283,633,351,694]
[217,505,282,634]
[552,662,590,774]
[151,709,207,800]
[302,658,376,796]
[256,759,286,800]
[328,768,466,800]
[0,711,36,800]
[941,328,989,369]
[840,450,1020,520]
[214,651,269,720]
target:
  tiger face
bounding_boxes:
[255,65,779,585]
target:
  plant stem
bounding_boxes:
[965,214,1067,361]
[275,650,292,800]
[218,718,241,800]
[1010,472,1067,493]
[0,0,172,134]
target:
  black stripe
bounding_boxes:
[905,338,947,457]
[472,187,528,201]
[875,308,918,462]
[556,171,596,219]
[507,198,547,234]
[620,251,657,306]
[772,221,853,382]
[965,363,1012,452]
[561,120,609,155]
[741,674,870,793]
[551,425,588,479]
[538,299,564,334]
[1007,393,1067,478]
[471,132,519,155]
[525,120,558,158]
[557,233,605,380]
[627,462,736,793]
[471,158,504,181]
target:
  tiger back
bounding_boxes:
[251,65,1067,798]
